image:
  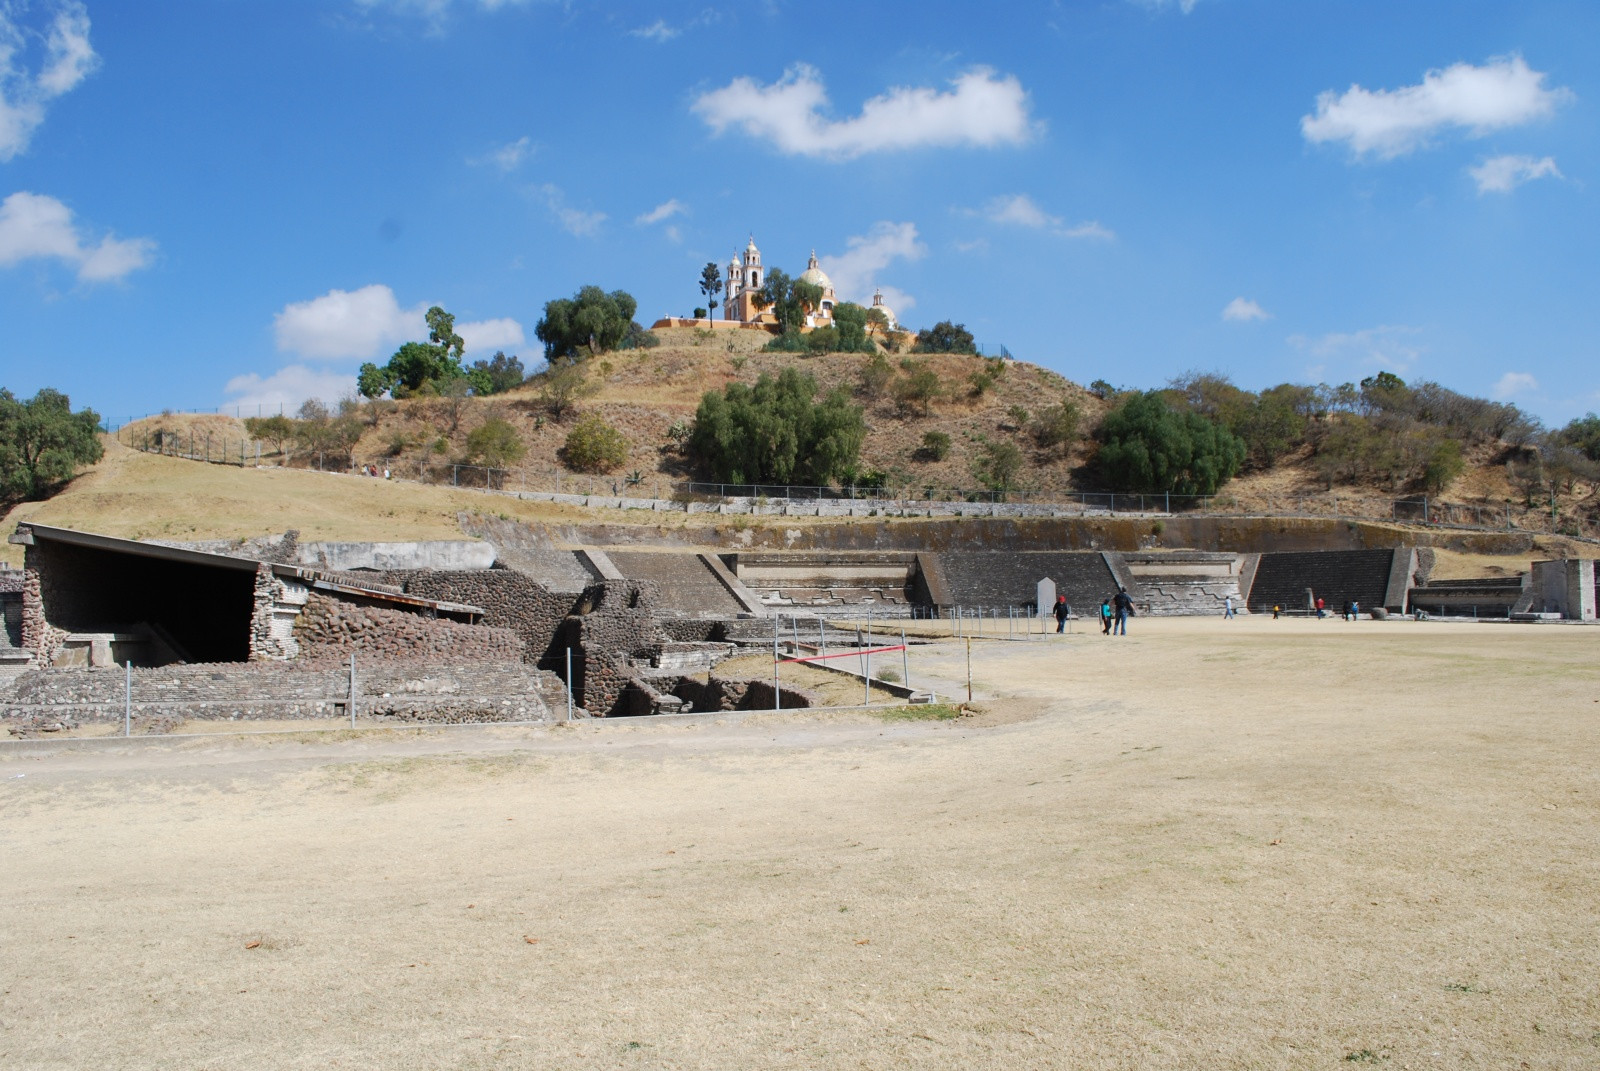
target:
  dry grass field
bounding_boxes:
[3,616,1597,1069]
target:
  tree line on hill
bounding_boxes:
[9,273,1596,520]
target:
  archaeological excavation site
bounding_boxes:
[3,511,1595,736]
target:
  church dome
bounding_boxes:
[799,249,834,293]
[869,289,896,328]
[798,265,833,290]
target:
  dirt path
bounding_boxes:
[2,617,1597,1069]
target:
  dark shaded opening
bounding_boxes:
[32,540,256,663]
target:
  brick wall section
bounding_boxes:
[292,592,523,665]
[3,660,555,731]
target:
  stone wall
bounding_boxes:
[670,674,812,713]
[574,580,662,715]
[3,660,553,732]
[20,568,67,664]
[345,568,578,670]
[292,592,523,665]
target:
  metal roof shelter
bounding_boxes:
[9,523,485,664]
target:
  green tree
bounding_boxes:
[698,262,722,321]
[535,358,598,419]
[466,352,526,396]
[357,305,468,398]
[292,399,362,465]
[892,359,942,416]
[971,438,1023,496]
[688,367,866,486]
[243,414,296,457]
[426,306,465,361]
[1557,413,1600,462]
[1420,436,1464,493]
[465,417,526,468]
[918,430,952,461]
[857,353,894,400]
[914,320,977,354]
[754,268,823,336]
[1093,391,1246,495]
[0,388,104,503]
[1226,383,1311,470]
[535,286,639,360]
[562,414,629,473]
[830,302,877,353]
[1032,399,1081,453]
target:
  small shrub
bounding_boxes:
[465,418,526,468]
[562,415,629,473]
[858,353,894,399]
[1032,399,1081,452]
[918,431,952,461]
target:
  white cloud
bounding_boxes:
[0,1,99,161]
[1492,372,1538,400]
[818,221,926,308]
[630,18,678,41]
[968,194,1115,241]
[1288,325,1423,373]
[1302,55,1573,159]
[223,365,356,414]
[457,317,525,354]
[0,191,154,281]
[982,193,1058,228]
[1058,221,1115,241]
[1469,154,1562,194]
[1127,0,1200,13]
[273,284,426,360]
[535,183,605,236]
[472,135,531,172]
[693,64,1036,160]
[1222,297,1270,322]
[635,199,685,225]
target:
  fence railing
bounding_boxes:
[110,425,1595,541]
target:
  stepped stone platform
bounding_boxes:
[1408,576,1528,619]
[722,552,918,616]
[1248,549,1399,613]
[604,552,748,617]
[938,552,1118,613]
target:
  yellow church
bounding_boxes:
[655,237,900,336]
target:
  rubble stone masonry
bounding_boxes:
[291,592,523,665]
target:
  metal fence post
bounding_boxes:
[565,647,574,721]
[901,624,909,690]
[349,653,357,728]
[773,613,781,711]
[124,661,131,737]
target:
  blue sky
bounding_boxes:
[2,0,1596,426]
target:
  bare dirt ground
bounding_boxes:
[2,616,1597,1069]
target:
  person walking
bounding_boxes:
[1223,595,1236,620]
[1100,597,1113,635]
[1272,604,1281,620]
[1112,587,1134,636]
[1053,594,1070,634]
[1315,597,1326,619]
